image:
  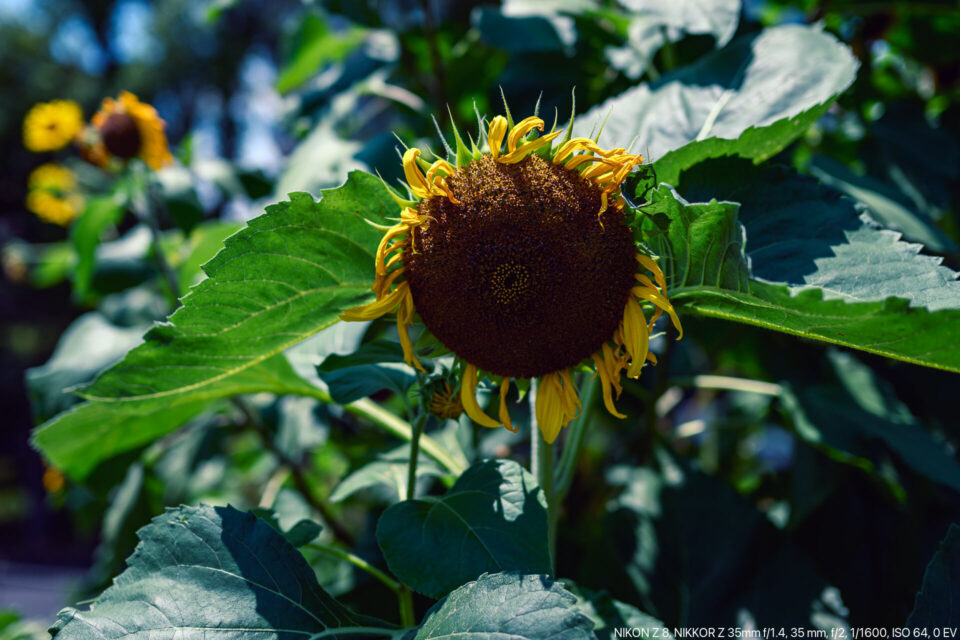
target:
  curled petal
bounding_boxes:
[535,373,566,444]
[499,377,517,432]
[498,129,563,164]
[341,281,409,322]
[507,116,544,152]
[632,286,683,339]
[636,254,668,292]
[402,148,433,198]
[488,116,508,160]
[592,351,626,419]
[620,299,650,378]
[460,363,501,429]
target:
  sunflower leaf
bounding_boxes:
[33,171,398,479]
[907,524,960,628]
[377,459,552,599]
[413,572,595,640]
[49,504,381,639]
[580,24,858,175]
[648,179,960,374]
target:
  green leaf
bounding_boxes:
[276,14,367,94]
[413,572,594,640]
[606,464,836,626]
[808,155,956,253]
[573,587,672,640]
[174,221,244,292]
[32,353,320,480]
[71,195,124,300]
[377,459,552,599]
[641,185,750,292]
[579,25,857,172]
[647,177,960,373]
[316,340,416,404]
[617,0,741,47]
[907,525,960,628]
[331,445,447,504]
[82,171,396,406]
[674,161,960,311]
[50,504,380,639]
[26,313,149,422]
[782,351,960,492]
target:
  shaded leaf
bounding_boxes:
[907,525,960,628]
[331,445,447,504]
[617,0,741,47]
[782,351,960,492]
[50,505,378,639]
[414,572,594,640]
[377,459,551,599]
[316,340,416,404]
[579,25,857,170]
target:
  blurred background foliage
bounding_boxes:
[1,0,959,631]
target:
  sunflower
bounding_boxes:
[341,106,682,443]
[25,163,84,226]
[90,91,173,170]
[22,100,84,152]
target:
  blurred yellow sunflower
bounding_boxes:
[25,163,84,226]
[22,100,84,152]
[91,91,173,170]
[341,107,682,443]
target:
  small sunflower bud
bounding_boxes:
[428,381,464,420]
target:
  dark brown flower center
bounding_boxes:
[404,154,637,378]
[100,112,141,159]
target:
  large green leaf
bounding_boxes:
[413,572,594,640]
[579,25,857,174]
[907,525,960,628]
[644,182,960,373]
[33,353,321,479]
[276,13,366,94]
[50,504,379,639]
[83,171,395,405]
[617,0,741,47]
[376,459,552,599]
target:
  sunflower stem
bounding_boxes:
[406,412,427,501]
[530,383,557,573]
[130,163,181,307]
[554,375,597,501]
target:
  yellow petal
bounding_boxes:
[592,352,626,419]
[460,363,501,429]
[535,373,565,444]
[402,148,433,198]
[499,377,517,432]
[620,299,650,377]
[341,281,409,321]
[498,129,563,164]
[507,116,544,152]
[375,224,408,275]
[396,290,425,373]
[632,286,683,339]
[636,254,668,292]
[488,116,508,160]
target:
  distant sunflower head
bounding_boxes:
[22,100,84,152]
[342,104,682,443]
[26,163,83,226]
[91,91,173,170]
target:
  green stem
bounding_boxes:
[306,543,400,593]
[407,413,427,501]
[554,375,597,501]
[131,164,181,306]
[529,382,557,572]
[398,586,415,628]
[673,375,782,396]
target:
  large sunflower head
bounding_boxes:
[342,105,682,443]
[22,100,84,152]
[25,163,83,226]
[90,91,173,170]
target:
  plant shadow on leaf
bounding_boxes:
[604,464,841,627]
[376,458,552,600]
